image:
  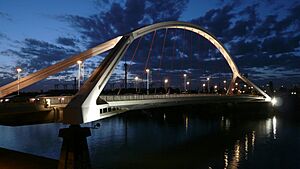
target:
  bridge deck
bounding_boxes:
[0,94,270,126]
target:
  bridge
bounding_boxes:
[0,21,274,125]
[0,21,277,169]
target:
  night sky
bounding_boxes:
[0,0,299,90]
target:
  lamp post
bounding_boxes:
[134,76,139,93]
[186,81,190,92]
[214,85,218,93]
[146,68,150,95]
[207,77,210,93]
[223,80,227,91]
[202,83,206,93]
[77,60,82,90]
[16,68,22,95]
[164,78,168,93]
[183,74,187,92]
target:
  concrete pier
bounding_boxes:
[58,125,92,169]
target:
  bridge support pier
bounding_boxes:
[58,125,92,169]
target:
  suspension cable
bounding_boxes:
[127,36,143,72]
[144,30,157,70]
[158,28,168,80]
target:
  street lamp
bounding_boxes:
[134,76,139,93]
[146,68,150,95]
[223,80,227,91]
[207,77,210,93]
[202,83,206,93]
[183,74,187,92]
[164,78,168,93]
[77,60,82,90]
[214,85,218,93]
[186,81,190,92]
[16,68,22,95]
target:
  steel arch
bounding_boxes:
[64,21,271,124]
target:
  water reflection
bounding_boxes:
[0,111,298,169]
[272,116,277,139]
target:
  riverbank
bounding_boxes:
[0,147,57,169]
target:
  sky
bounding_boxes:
[0,0,299,90]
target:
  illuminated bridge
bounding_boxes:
[0,21,274,125]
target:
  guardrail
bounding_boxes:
[38,93,261,105]
[99,94,221,101]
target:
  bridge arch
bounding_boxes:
[64,21,271,124]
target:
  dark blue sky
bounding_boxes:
[0,0,299,90]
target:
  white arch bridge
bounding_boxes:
[0,21,274,125]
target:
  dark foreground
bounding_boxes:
[0,148,57,169]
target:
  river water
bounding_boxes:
[0,108,300,169]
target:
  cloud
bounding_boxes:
[2,38,78,73]
[0,11,12,21]
[62,0,188,48]
[261,35,300,54]
[56,37,77,47]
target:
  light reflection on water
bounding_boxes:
[0,111,299,169]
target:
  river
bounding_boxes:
[0,107,299,169]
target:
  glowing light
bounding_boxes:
[77,60,82,64]
[207,77,210,81]
[271,97,277,106]
[183,73,187,77]
[16,68,22,73]
[202,83,206,87]
[214,85,218,89]
[134,76,139,81]
[164,79,168,83]
[224,151,228,169]
[145,68,150,73]
[223,80,226,83]
[186,81,190,85]
[235,82,238,86]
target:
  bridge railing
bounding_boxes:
[36,93,262,106]
[99,94,220,102]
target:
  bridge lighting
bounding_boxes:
[271,97,277,106]
[134,76,139,93]
[77,60,83,90]
[146,68,150,95]
[164,79,168,84]
[164,78,169,93]
[235,82,238,86]
[207,77,210,92]
[16,68,22,95]
[183,74,187,92]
